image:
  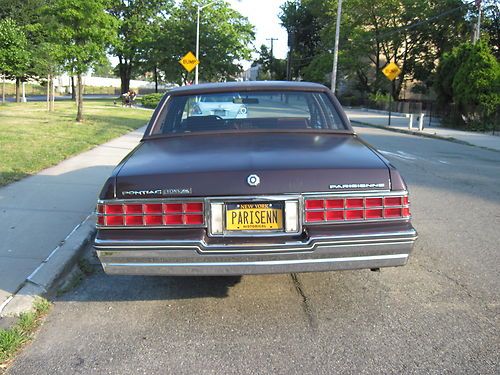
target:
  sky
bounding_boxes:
[227,0,289,69]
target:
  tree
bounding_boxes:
[279,0,470,99]
[108,0,172,94]
[154,0,254,85]
[254,44,286,80]
[452,41,500,124]
[435,41,500,129]
[44,0,117,121]
[279,0,323,80]
[0,18,30,102]
[0,0,62,108]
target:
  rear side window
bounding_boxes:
[151,91,346,135]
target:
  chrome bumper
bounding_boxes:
[95,229,417,275]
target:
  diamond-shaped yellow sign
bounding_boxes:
[382,62,401,81]
[179,51,199,73]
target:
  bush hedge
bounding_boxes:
[140,93,165,109]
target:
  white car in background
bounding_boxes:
[191,94,248,119]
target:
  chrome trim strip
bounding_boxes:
[104,253,409,268]
[97,240,415,255]
[95,234,418,254]
[95,229,417,247]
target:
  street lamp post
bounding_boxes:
[195,1,216,84]
[330,0,342,94]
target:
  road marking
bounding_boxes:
[379,150,416,161]
[379,150,453,166]
[396,151,418,160]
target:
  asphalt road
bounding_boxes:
[7,125,500,374]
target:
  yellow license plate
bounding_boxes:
[225,202,283,231]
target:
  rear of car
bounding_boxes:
[94,82,417,276]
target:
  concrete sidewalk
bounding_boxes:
[0,126,145,311]
[345,108,500,152]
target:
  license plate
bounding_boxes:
[213,109,226,117]
[225,202,283,231]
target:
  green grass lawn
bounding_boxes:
[0,100,152,187]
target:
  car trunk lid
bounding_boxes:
[115,132,390,198]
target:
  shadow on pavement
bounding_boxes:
[57,269,242,302]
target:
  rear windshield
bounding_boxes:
[150,91,346,135]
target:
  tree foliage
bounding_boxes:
[153,0,254,85]
[254,44,286,81]
[108,0,172,93]
[43,0,117,121]
[0,18,30,79]
[279,0,471,99]
[435,41,500,128]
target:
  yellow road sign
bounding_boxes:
[179,51,199,73]
[382,62,401,81]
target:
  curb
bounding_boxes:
[350,120,500,153]
[0,215,96,317]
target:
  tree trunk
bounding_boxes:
[15,78,21,102]
[2,74,5,103]
[50,75,55,111]
[71,76,76,101]
[118,56,131,94]
[47,74,50,111]
[76,74,83,122]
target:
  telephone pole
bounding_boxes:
[266,37,278,80]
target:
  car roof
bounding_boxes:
[168,81,330,95]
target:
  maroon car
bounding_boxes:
[94,81,417,275]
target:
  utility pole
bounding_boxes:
[266,37,278,80]
[473,0,481,44]
[330,0,342,94]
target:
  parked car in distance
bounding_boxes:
[191,93,248,119]
[94,81,417,276]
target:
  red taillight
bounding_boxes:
[346,198,363,208]
[125,215,143,226]
[326,199,343,209]
[106,215,124,226]
[97,201,204,227]
[306,211,324,222]
[185,202,203,212]
[305,199,324,209]
[365,197,383,207]
[164,203,183,213]
[144,204,162,214]
[185,214,204,225]
[304,194,410,223]
[326,210,343,221]
[105,204,123,214]
[125,204,142,214]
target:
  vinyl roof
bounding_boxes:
[169,81,330,95]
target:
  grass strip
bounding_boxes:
[0,298,51,367]
[0,99,152,187]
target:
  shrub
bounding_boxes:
[140,93,165,109]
